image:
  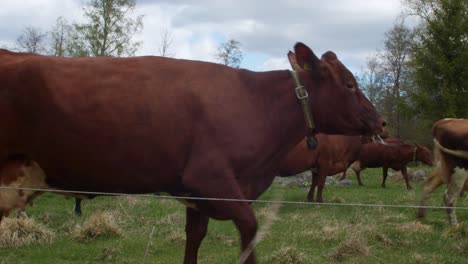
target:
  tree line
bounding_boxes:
[358,0,467,144]
[11,0,243,67]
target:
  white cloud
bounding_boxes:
[0,0,408,73]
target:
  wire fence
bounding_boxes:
[1,186,467,211]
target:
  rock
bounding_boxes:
[336,179,353,187]
[274,171,311,187]
[409,169,427,181]
[325,176,335,184]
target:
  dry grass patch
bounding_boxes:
[264,245,308,264]
[375,234,396,247]
[329,196,345,203]
[320,224,343,242]
[411,253,439,264]
[395,221,433,232]
[0,217,55,247]
[167,228,185,242]
[443,223,467,239]
[156,212,183,225]
[71,211,122,241]
[382,213,406,222]
[328,237,370,262]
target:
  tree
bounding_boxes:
[158,29,175,57]
[358,55,386,109]
[405,0,468,119]
[75,0,143,57]
[379,20,415,137]
[16,26,48,54]
[49,17,72,56]
[216,39,243,68]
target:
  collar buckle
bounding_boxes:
[295,85,308,100]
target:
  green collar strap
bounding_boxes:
[291,70,318,150]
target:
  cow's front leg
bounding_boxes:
[74,198,83,216]
[401,167,412,190]
[184,207,209,264]
[182,158,258,264]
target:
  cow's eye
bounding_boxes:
[346,82,354,89]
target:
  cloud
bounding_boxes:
[0,0,406,73]
[0,0,84,48]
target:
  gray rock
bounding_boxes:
[274,171,311,187]
[409,169,427,180]
[325,176,335,184]
[336,179,353,187]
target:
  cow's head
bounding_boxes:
[288,43,385,136]
[416,145,433,166]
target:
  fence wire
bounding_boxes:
[1,186,467,211]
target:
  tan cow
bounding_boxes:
[418,118,468,225]
[0,157,48,221]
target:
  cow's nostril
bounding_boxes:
[382,121,387,127]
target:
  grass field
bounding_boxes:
[1,166,467,263]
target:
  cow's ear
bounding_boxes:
[321,51,338,62]
[294,42,320,71]
[287,51,303,71]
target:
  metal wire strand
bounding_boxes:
[0,186,467,210]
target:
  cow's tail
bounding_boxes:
[433,139,468,160]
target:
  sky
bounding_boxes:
[0,0,415,74]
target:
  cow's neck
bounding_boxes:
[241,69,312,174]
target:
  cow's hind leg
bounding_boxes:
[443,167,467,226]
[316,172,326,203]
[381,167,388,188]
[338,169,347,181]
[350,162,364,186]
[184,207,209,264]
[417,170,443,220]
[307,172,319,202]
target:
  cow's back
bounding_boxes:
[433,119,468,152]
[0,51,304,197]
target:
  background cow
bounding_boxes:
[418,118,468,225]
[349,140,433,189]
[0,156,47,221]
[0,42,384,263]
[279,135,362,202]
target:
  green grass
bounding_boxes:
[1,166,467,263]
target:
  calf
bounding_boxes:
[0,157,48,222]
[279,134,362,202]
[418,118,468,225]
[350,140,433,189]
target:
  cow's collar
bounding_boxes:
[291,70,317,149]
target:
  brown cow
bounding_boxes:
[350,140,433,189]
[0,42,384,263]
[418,118,468,225]
[279,134,362,202]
